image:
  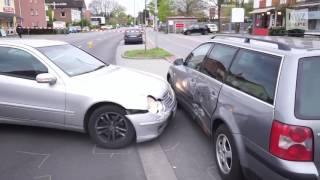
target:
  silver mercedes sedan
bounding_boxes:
[0,39,177,148]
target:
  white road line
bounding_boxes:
[16,151,50,168]
[34,175,52,180]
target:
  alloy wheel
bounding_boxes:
[95,112,128,143]
[216,134,233,174]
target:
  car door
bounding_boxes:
[192,25,200,34]
[171,43,213,111]
[194,44,238,135]
[0,46,66,125]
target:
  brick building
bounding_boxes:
[251,0,320,35]
[45,0,86,24]
[15,0,47,28]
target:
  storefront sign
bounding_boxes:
[231,8,244,23]
[286,8,308,30]
[175,23,184,28]
[3,7,14,13]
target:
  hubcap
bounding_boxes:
[216,134,232,174]
[95,112,128,143]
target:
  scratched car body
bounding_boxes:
[167,35,320,180]
[0,39,177,149]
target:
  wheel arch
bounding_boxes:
[211,117,249,170]
[83,101,127,133]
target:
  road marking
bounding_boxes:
[34,175,52,180]
[16,151,50,169]
[87,41,94,49]
[137,140,178,180]
[92,144,131,158]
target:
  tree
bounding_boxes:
[175,0,208,17]
[158,0,174,22]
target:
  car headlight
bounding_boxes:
[147,96,164,114]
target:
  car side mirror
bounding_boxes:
[173,58,184,66]
[36,73,57,85]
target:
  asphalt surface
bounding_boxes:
[0,30,221,180]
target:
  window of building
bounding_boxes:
[5,0,11,6]
[35,9,38,16]
[61,12,66,17]
[202,44,238,82]
[0,47,48,80]
[30,9,34,16]
[225,49,281,105]
[185,43,212,71]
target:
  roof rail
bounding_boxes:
[211,35,291,51]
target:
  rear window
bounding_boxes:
[295,56,320,119]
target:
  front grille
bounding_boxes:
[162,90,174,110]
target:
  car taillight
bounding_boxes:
[269,120,313,161]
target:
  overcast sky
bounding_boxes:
[84,0,148,17]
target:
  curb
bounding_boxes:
[164,55,177,64]
[121,54,166,60]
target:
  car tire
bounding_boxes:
[203,30,209,35]
[214,124,243,180]
[88,105,135,149]
[187,31,191,35]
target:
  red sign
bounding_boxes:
[175,23,184,28]
[3,7,14,13]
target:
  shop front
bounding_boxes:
[292,1,320,34]
[0,12,15,34]
[251,7,284,35]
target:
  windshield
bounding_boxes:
[38,45,106,77]
[296,56,320,119]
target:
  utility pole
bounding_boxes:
[144,0,147,52]
[134,0,136,25]
[154,0,158,48]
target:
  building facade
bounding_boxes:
[0,0,16,34]
[45,0,85,25]
[251,0,320,35]
[14,0,47,28]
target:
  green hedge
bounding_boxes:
[269,27,287,36]
[288,29,305,37]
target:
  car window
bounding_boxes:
[295,56,320,119]
[0,47,48,80]
[202,44,238,82]
[225,49,281,104]
[38,44,106,77]
[185,43,212,71]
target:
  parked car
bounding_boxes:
[74,26,81,33]
[101,25,113,30]
[183,24,210,35]
[124,29,143,44]
[68,26,78,33]
[207,24,218,33]
[0,39,177,149]
[82,26,90,32]
[167,35,320,180]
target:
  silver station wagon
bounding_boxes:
[0,39,176,149]
[167,35,320,180]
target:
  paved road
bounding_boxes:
[21,30,125,64]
